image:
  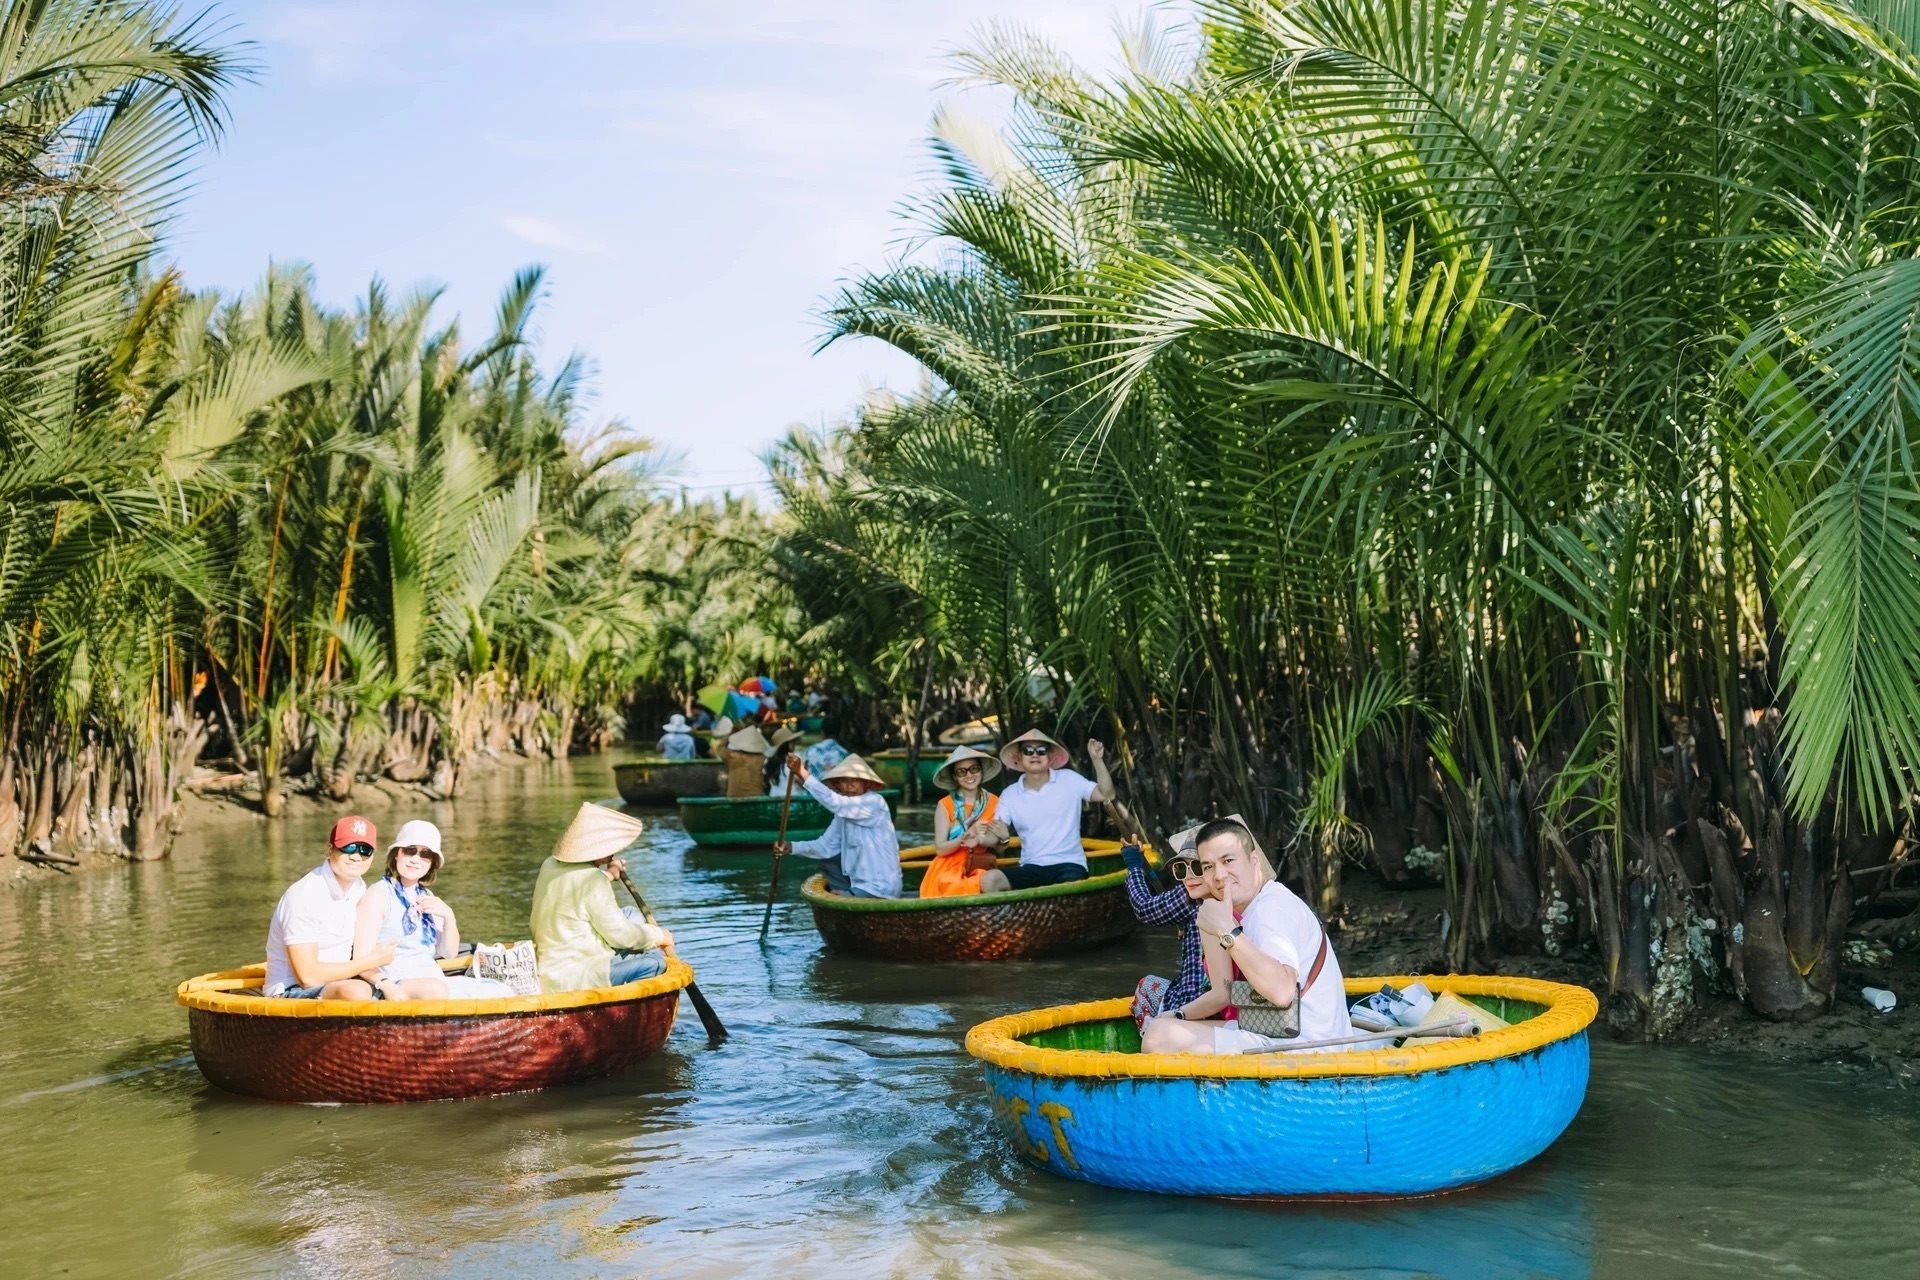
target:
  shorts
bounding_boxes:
[269,983,329,999]
[1002,862,1089,890]
[1212,1019,1284,1054]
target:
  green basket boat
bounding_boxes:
[613,758,723,806]
[677,790,902,849]
[868,748,944,794]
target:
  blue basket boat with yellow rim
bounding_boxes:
[966,974,1597,1199]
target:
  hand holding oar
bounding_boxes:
[617,867,728,1046]
[760,760,799,941]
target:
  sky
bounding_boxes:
[162,0,1143,493]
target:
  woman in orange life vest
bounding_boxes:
[918,746,1012,897]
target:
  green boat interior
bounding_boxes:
[1020,997,1549,1054]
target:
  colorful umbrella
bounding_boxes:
[736,676,778,695]
[724,691,761,721]
[695,684,730,714]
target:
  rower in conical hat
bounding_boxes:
[772,752,900,898]
[529,803,672,992]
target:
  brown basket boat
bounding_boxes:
[802,855,1135,962]
[614,757,723,805]
[176,958,693,1104]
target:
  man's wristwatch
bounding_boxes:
[1220,925,1244,952]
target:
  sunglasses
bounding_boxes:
[393,846,437,860]
[334,843,375,858]
[1167,857,1204,881]
[1018,744,1053,757]
[953,763,984,774]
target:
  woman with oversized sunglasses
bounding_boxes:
[352,819,508,1000]
[918,746,1012,897]
[1124,825,1217,1030]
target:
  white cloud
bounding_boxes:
[501,215,612,257]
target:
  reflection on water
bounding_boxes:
[0,757,1913,1278]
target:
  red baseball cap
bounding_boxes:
[329,815,377,849]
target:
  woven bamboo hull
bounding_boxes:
[967,976,1598,1198]
[614,758,723,805]
[178,962,692,1104]
[803,869,1134,960]
[678,790,900,848]
[869,750,942,792]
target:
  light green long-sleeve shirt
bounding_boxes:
[529,857,668,992]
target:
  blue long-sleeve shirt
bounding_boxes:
[1127,866,1208,1011]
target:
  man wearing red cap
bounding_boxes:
[263,815,397,999]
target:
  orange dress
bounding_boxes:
[918,792,999,898]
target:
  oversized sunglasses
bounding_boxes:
[334,843,375,858]
[393,846,438,860]
[1167,857,1205,880]
[1018,744,1053,757]
[953,762,984,774]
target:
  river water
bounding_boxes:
[2,758,1914,1279]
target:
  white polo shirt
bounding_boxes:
[995,769,1098,867]
[1238,880,1351,1043]
[264,863,366,994]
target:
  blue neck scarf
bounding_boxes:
[946,791,987,841]
[386,875,438,948]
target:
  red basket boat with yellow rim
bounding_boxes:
[176,958,694,1104]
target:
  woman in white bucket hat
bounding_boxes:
[530,803,675,992]
[351,819,510,1000]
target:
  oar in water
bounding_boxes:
[1238,1017,1477,1055]
[617,869,728,1046]
[759,766,798,942]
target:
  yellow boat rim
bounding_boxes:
[965,973,1598,1081]
[175,957,696,1019]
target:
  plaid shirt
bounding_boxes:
[1127,866,1209,1011]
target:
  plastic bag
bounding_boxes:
[470,940,539,996]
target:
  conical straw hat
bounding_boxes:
[552,802,646,863]
[999,728,1070,772]
[727,725,770,754]
[820,753,885,791]
[932,744,1002,791]
[767,724,803,750]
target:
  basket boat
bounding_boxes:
[937,716,999,747]
[614,758,723,805]
[803,842,1134,960]
[869,749,943,793]
[967,974,1598,1198]
[176,958,694,1104]
[677,790,901,849]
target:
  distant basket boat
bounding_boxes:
[176,959,695,1104]
[614,758,723,805]
[967,974,1598,1198]
[868,748,943,792]
[677,790,901,849]
[803,842,1133,960]
[937,716,999,747]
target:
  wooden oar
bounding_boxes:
[617,869,728,1046]
[758,765,797,942]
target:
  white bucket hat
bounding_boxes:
[662,713,690,731]
[551,802,646,864]
[388,819,444,861]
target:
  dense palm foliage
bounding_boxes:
[0,1,799,865]
[777,0,1920,1032]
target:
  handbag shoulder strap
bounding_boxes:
[1301,928,1330,994]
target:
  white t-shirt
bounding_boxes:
[264,863,366,994]
[996,769,1098,867]
[1238,880,1352,1043]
